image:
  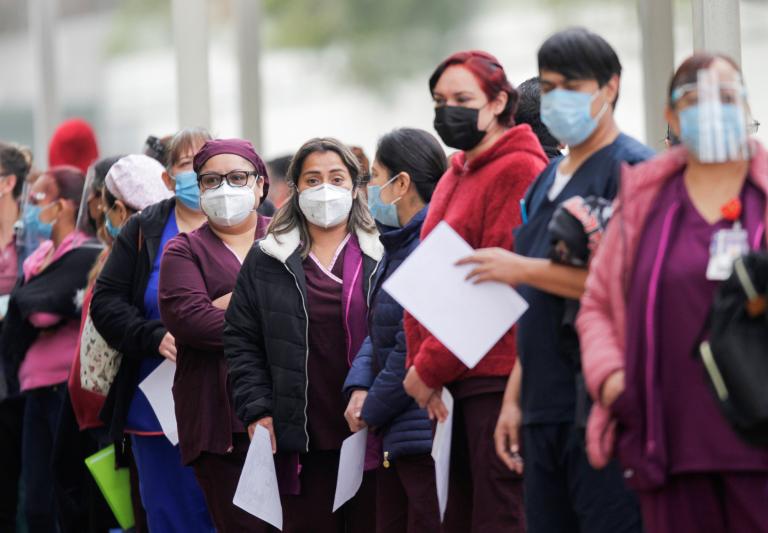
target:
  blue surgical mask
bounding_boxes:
[367,174,402,228]
[174,171,201,210]
[105,212,121,239]
[540,88,608,147]
[678,103,748,162]
[22,204,54,241]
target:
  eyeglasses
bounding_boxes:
[671,82,747,107]
[198,170,260,191]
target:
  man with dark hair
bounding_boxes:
[515,77,562,159]
[264,154,292,212]
[461,27,653,532]
[257,155,291,216]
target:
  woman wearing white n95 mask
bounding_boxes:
[158,138,272,532]
[224,137,381,532]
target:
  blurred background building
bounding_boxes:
[0,0,766,161]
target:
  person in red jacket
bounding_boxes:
[403,50,548,532]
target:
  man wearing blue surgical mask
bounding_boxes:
[459,27,654,533]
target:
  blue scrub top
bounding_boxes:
[515,133,654,426]
[125,209,179,433]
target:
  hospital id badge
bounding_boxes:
[706,227,749,281]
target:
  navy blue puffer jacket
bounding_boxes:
[343,206,433,465]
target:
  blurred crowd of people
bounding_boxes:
[1,25,766,533]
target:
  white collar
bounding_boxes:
[259,226,383,264]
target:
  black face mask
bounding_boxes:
[433,105,487,151]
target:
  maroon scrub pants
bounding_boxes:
[193,434,274,532]
[639,472,768,533]
[281,450,376,533]
[375,453,440,532]
[443,391,526,533]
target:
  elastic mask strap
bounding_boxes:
[475,101,495,132]
[383,173,404,205]
[591,88,610,122]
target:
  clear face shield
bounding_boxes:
[14,175,43,262]
[75,163,101,238]
[672,68,752,163]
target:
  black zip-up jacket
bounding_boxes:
[0,239,102,399]
[91,198,175,441]
[224,226,383,453]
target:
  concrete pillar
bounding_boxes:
[638,0,675,150]
[171,0,211,129]
[234,0,263,151]
[692,0,742,64]
[29,0,59,161]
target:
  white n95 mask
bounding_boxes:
[200,183,256,227]
[298,184,353,229]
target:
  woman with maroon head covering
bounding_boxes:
[158,139,271,532]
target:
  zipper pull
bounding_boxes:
[383,451,390,468]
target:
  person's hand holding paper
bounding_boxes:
[457,246,531,286]
[403,366,435,407]
[383,222,529,372]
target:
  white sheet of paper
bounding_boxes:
[233,425,283,530]
[383,221,528,369]
[137,359,179,445]
[431,388,454,521]
[332,428,368,512]
[0,295,9,318]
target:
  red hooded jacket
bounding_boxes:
[405,124,548,388]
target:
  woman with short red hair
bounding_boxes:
[403,50,548,531]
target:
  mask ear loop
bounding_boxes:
[40,199,62,227]
[591,87,610,123]
[382,173,404,206]
[478,98,502,133]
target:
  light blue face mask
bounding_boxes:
[174,171,201,210]
[678,104,748,162]
[540,88,608,147]
[104,209,121,239]
[367,174,402,228]
[22,204,54,241]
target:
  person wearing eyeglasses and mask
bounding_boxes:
[225,138,380,532]
[158,139,271,532]
[402,50,548,531]
[90,130,215,532]
[578,53,768,533]
[0,165,101,532]
[458,28,653,533]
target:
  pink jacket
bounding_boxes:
[576,141,768,469]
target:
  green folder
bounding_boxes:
[85,445,135,530]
